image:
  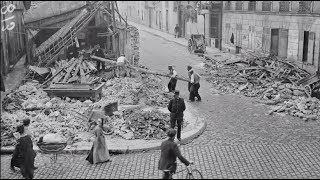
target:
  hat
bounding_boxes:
[167,129,177,138]
[174,90,180,95]
[187,65,192,70]
[168,65,173,68]
[22,119,30,126]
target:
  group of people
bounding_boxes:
[91,44,132,78]
[168,65,201,102]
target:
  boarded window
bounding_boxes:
[235,1,243,10]
[279,1,290,12]
[262,1,272,11]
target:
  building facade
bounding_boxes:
[222,1,320,74]
[118,1,320,74]
[1,1,31,75]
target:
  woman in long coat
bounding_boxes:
[11,125,36,179]
[86,118,111,164]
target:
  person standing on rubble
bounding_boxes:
[188,68,201,102]
[116,54,132,77]
[92,44,106,71]
[168,90,186,141]
[167,65,178,93]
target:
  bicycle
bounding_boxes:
[163,163,203,179]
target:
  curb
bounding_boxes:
[1,121,207,155]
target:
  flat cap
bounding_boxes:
[167,129,177,137]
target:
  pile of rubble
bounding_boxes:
[1,73,173,146]
[203,54,320,121]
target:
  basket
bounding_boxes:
[37,142,67,153]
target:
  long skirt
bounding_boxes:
[86,135,110,164]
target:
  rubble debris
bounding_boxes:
[1,72,175,146]
[203,54,320,121]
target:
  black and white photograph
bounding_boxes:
[1,1,320,179]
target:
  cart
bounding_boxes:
[188,34,206,54]
[36,142,74,173]
[72,101,118,131]
[296,74,320,97]
[43,82,105,101]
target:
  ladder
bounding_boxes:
[36,2,104,67]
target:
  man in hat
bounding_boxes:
[116,54,132,77]
[167,65,178,93]
[158,129,191,179]
[167,90,186,141]
[92,44,105,71]
[188,68,201,102]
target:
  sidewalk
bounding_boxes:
[128,21,222,57]
[1,105,206,155]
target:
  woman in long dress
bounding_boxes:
[86,118,111,164]
[11,125,37,179]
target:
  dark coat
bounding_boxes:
[11,135,36,179]
[0,74,5,92]
[92,48,105,58]
[158,139,190,172]
[168,98,186,119]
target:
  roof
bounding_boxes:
[24,1,86,24]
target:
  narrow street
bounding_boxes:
[1,27,320,179]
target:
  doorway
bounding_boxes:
[270,29,279,56]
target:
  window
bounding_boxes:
[262,1,272,11]
[225,1,231,10]
[298,1,312,13]
[279,1,290,12]
[248,1,256,11]
[235,1,243,10]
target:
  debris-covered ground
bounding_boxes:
[1,73,174,146]
[203,53,320,121]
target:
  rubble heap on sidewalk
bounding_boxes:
[1,70,174,146]
[203,54,320,121]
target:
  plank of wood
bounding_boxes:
[90,55,116,65]
[72,57,83,80]
[80,62,86,84]
[62,59,79,82]
[39,59,74,87]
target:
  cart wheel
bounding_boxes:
[188,39,193,53]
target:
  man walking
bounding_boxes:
[92,44,105,71]
[174,24,180,38]
[188,68,201,102]
[167,65,178,92]
[158,129,191,179]
[168,90,186,141]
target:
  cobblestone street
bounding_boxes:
[1,26,320,179]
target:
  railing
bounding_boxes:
[235,1,243,10]
[279,1,290,12]
[224,1,231,10]
[248,1,256,11]
[262,1,272,11]
[298,1,312,13]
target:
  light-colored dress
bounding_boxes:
[86,127,110,164]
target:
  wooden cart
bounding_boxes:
[43,82,105,101]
